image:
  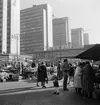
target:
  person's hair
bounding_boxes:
[63,59,68,62]
[41,62,44,65]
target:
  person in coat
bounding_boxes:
[57,61,63,80]
[62,59,70,91]
[82,61,94,98]
[68,63,74,85]
[37,62,48,88]
[74,62,82,94]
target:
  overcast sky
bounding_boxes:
[20,0,100,44]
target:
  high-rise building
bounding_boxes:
[53,17,71,49]
[71,28,84,48]
[83,33,89,45]
[20,4,53,54]
[0,0,20,55]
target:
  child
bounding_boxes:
[53,75,60,95]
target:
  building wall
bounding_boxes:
[83,33,89,45]
[0,0,20,55]
[38,4,53,50]
[10,0,20,55]
[20,7,45,54]
[47,4,53,48]
[7,0,11,53]
[0,0,3,53]
[71,28,84,48]
[20,4,53,54]
[53,17,71,49]
[2,0,7,53]
[43,9,47,51]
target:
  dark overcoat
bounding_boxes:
[37,65,47,82]
[82,64,94,92]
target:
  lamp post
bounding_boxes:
[59,34,62,61]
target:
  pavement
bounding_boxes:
[0,79,67,94]
[0,87,100,105]
[0,79,100,105]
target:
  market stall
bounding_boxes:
[75,44,100,99]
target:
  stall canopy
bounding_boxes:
[75,44,100,60]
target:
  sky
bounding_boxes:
[20,0,100,44]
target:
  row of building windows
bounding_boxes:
[21,8,43,16]
[21,18,43,25]
[21,25,43,31]
[21,46,43,52]
[21,29,43,34]
[21,42,43,46]
[20,29,43,34]
[21,22,43,28]
[21,16,43,23]
[20,36,43,42]
[21,11,43,19]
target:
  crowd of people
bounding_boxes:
[0,58,100,98]
[35,58,100,98]
[35,59,75,94]
[74,61,100,99]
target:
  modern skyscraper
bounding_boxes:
[71,28,84,48]
[0,0,20,54]
[0,0,20,55]
[20,4,53,54]
[83,33,89,45]
[53,17,71,49]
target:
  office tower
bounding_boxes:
[20,4,53,54]
[71,28,84,48]
[0,0,20,54]
[83,33,89,45]
[53,17,71,49]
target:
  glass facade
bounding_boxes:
[53,17,71,49]
[20,4,53,54]
[71,28,84,48]
[21,8,44,54]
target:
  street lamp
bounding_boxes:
[59,34,62,61]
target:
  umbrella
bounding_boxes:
[75,44,100,60]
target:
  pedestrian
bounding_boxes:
[36,62,41,87]
[74,62,82,94]
[53,75,60,95]
[37,62,48,88]
[31,61,36,68]
[62,59,70,91]
[82,61,94,98]
[57,61,62,80]
[68,63,74,85]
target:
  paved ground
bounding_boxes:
[0,87,100,105]
[0,79,65,94]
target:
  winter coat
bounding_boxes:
[62,62,69,77]
[74,66,82,88]
[37,65,47,82]
[82,64,94,92]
